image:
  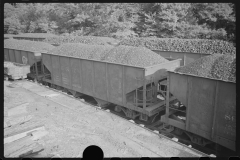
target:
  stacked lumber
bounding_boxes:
[4,120,48,157]
[4,103,48,157]
[4,62,30,80]
[4,135,44,157]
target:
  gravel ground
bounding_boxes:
[175,54,236,82]
[4,80,205,157]
[4,39,55,52]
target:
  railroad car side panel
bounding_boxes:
[125,66,144,94]
[51,55,62,85]
[14,50,22,64]
[4,49,9,61]
[94,62,108,101]
[107,64,123,104]
[81,60,94,96]
[60,57,71,89]
[42,54,52,73]
[20,51,29,66]
[69,58,82,92]
[214,82,236,150]
[27,51,36,66]
[169,73,188,106]
[9,49,16,63]
[187,77,216,140]
[125,66,144,104]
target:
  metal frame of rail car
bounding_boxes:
[4,48,45,81]
[152,50,211,66]
[160,71,236,151]
[41,52,181,121]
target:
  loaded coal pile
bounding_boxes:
[4,39,55,52]
[49,44,169,67]
[175,54,236,82]
[119,38,236,55]
[49,43,114,61]
[44,36,120,46]
[102,45,169,67]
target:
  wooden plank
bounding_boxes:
[4,107,8,117]
[8,142,38,157]
[4,120,44,138]
[10,142,44,158]
[20,144,44,157]
[7,103,29,117]
[4,122,8,128]
[4,126,45,144]
[4,135,34,156]
[31,129,48,141]
[4,115,33,128]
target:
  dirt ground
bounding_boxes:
[4,80,206,158]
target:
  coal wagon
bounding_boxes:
[4,39,55,81]
[157,54,236,151]
[41,44,181,121]
[159,70,236,151]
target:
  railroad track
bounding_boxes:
[9,79,234,157]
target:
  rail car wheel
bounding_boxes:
[139,113,160,125]
[127,109,139,119]
[121,108,139,119]
[173,127,183,135]
[115,105,122,112]
[139,113,148,121]
[52,84,57,89]
[184,132,212,147]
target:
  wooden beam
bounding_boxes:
[4,126,45,144]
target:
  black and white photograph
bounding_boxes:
[3,2,236,158]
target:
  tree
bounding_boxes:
[188,3,235,41]
[3,3,235,42]
[4,3,16,18]
[4,15,22,34]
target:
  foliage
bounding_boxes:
[4,3,236,43]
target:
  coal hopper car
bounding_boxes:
[159,54,236,151]
[41,43,181,122]
[4,39,55,81]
